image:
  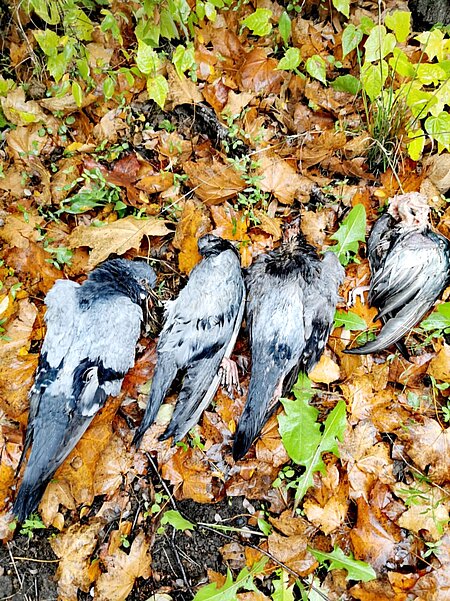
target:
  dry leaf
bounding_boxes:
[395,481,448,541]
[309,354,340,384]
[95,532,151,601]
[51,521,103,601]
[93,435,133,497]
[427,343,450,381]
[239,49,284,94]
[257,153,307,205]
[172,199,212,274]
[68,216,171,268]
[184,158,246,204]
[267,531,317,576]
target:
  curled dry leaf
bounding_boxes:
[51,520,103,601]
[184,158,246,204]
[68,216,172,268]
[1,87,47,125]
[173,199,212,274]
[95,532,151,601]
[40,480,76,528]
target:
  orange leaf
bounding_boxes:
[173,199,212,274]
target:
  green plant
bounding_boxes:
[19,513,46,538]
[59,168,124,215]
[329,204,366,266]
[278,374,347,504]
[309,547,376,582]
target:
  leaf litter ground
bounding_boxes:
[1,0,450,600]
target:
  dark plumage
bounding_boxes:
[13,258,156,522]
[345,193,450,355]
[233,226,344,461]
[132,234,245,447]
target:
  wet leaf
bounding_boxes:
[309,546,376,582]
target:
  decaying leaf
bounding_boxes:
[173,199,212,274]
[68,216,172,267]
[184,158,246,204]
[257,153,310,204]
[95,532,151,601]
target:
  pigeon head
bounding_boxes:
[198,234,238,258]
[388,192,430,230]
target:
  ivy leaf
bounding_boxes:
[33,29,60,56]
[277,47,301,71]
[332,0,349,18]
[329,204,366,266]
[305,55,327,85]
[160,510,195,531]
[279,11,291,45]
[364,26,396,62]
[420,303,450,333]
[342,24,363,58]
[278,375,347,502]
[192,558,268,601]
[331,75,361,94]
[385,10,411,43]
[147,74,169,109]
[425,112,450,151]
[241,8,272,36]
[334,310,367,331]
[309,547,376,582]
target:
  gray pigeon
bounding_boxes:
[345,193,450,355]
[233,224,344,461]
[133,234,245,447]
[13,258,156,522]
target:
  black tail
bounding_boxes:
[232,367,279,461]
[13,479,49,523]
[132,357,177,448]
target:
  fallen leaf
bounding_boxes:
[184,158,246,204]
[0,354,38,419]
[40,480,76,528]
[95,532,151,601]
[93,435,134,497]
[1,87,47,125]
[68,216,172,268]
[303,465,349,534]
[51,521,103,601]
[257,153,307,205]
[309,354,340,384]
[267,531,318,576]
[172,199,212,274]
[239,49,284,94]
[210,203,251,266]
[161,446,216,503]
[395,481,448,541]
[427,343,450,381]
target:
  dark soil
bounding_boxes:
[0,496,254,601]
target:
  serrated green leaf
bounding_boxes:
[193,558,268,601]
[334,310,367,331]
[329,204,366,266]
[385,10,411,43]
[147,74,169,109]
[136,42,159,75]
[71,81,83,108]
[342,24,363,58]
[305,55,327,85]
[277,47,301,71]
[420,302,450,332]
[364,26,396,62]
[241,8,273,36]
[279,11,291,45]
[331,75,361,94]
[309,546,376,582]
[271,570,295,601]
[332,0,349,18]
[160,510,195,531]
[425,112,450,151]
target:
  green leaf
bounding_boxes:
[136,42,159,75]
[147,74,169,109]
[329,204,366,266]
[332,0,349,18]
[172,44,196,79]
[33,29,60,57]
[364,26,396,62]
[334,310,367,331]
[160,510,195,531]
[389,48,415,78]
[416,63,447,86]
[385,10,411,43]
[241,8,272,36]
[277,47,301,71]
[279,11,291,45]
[279,378,347,502]
[407,128,425,161]
[309,546,376,582]
[425,112,450,151]
[257,518,272,536]
[420,303,450,332]
[271,570,295,601]
[103,77,115,100]
[77,58,90,80]
[305,55,327,85]
[404,85,437,118]
[30,0,60,24]
[71,81,83,108]
[331,75,361,94]
[64,8,94,41]
[416,29,446,62]
[160,7,179,40]
[193,558,268,601]
[341,24,363,58]
[360,60,388,101]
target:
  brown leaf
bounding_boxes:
[303,465,349,534]
[173,199,212,274]
[95,532,151,601]
[93,435,133,497]
[257,153,307,205]
[40,480,76,528]
[0,354,38,419]
[0,299,37,365]
[184,158,246,204]
[239,49,284,94]
[3,242,62,295]
[309,354,340,384]
[166,63,204,110]
[161,446,216,503]
[68,216,172,268]
[427,343,450,381]
[210,203,251,266]
[1,87,47,125]
[267,531,317,576]
[395,481,448,541]
[51,521,103,601]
